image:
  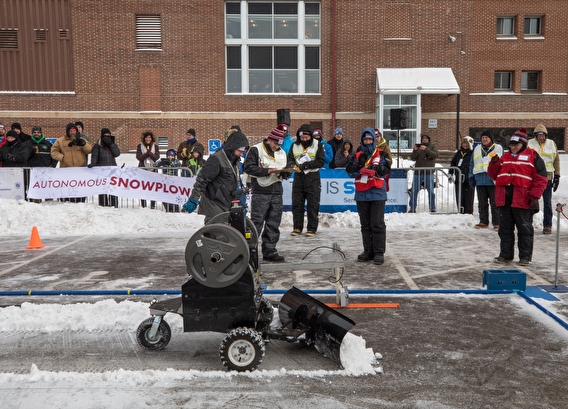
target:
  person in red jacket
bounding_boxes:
[487,128,548,266]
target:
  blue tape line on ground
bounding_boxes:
[517,291,568,331]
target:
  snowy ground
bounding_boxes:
[1,154,568,408]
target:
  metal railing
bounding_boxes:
[403,166,463,214]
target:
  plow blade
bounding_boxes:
[278,286,355,367]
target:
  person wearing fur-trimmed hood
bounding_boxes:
[346,127,391,265]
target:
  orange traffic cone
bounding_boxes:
[26,226,45,249]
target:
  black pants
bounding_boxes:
[498,206,534,261]
[455,181,474,214]
[163,203,180,213]
[251,193,283,257]
[356,200,386,255]
[476,185,498,225]
[291,172,321,232]
[141,199,156,209]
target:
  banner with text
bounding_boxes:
[282,168,408,213]
[28,167,195,205]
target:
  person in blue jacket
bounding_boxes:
[346,127,391,265]
[312,128,333,169]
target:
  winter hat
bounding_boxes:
[312,128,323,139]
[480,129,493,143]
[11,122,22,131]
[268,127,285,145]
[533,123,547,136]
[509,128,528,145]
[66,122,78,137]
[374,128,382,139]
[186,128,196,137]
[75,121,84,129]
[6,129,18,139]
[362,132,374,140]
[32,126,42,133]
[334,127,344,137]
[296,124,312,138]
[0,123,5,130]
[277,123,288,133]
[420,132,431,141]
[462,136,474,151]
[166,148,176,157]
[100,128,111,137]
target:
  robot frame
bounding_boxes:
[136,202,355,372]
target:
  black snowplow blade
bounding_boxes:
[278,286,355,367]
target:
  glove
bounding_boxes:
[182,198,199,213]
[358,153,368,167]
[102,136,112,147]
[448,174,455,184]
[5,153,16,162]
[298,163,309,171]
[68,140,76,147]
[553,175,560,192]
[75,135,86,146]
[468,176,476,189]
[181,148,188,158]
[371,164,388,177]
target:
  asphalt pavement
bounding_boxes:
[1,226,568,408]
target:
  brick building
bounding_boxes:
[1,0,566,153]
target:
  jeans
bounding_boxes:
[542,180,553,227]
[409,171,435,211]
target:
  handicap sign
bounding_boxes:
[208,139,221,154]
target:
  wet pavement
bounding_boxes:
[1,226,568,408]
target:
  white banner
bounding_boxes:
[0,168,25,200]
[28,167,195,205]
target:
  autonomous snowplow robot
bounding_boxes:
[136,203,355,372]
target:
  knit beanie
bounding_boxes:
[509,128,528,145]
[267,127,285,145]
[480,129,493,143]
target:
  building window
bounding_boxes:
[524,16,542,36]
[497,16,515,37]
[225,1,321,94]
[381,95,418,150]
[494,71,513,91]
[0,28,18,49]
[136,15,162,50]
[521,71,540,91]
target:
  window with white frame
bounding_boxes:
[381,95,418,150]
[524,16,542,36]
[494,71,513,91]
[225,1,321,94]
[521,71,540,91]
[136,15,162,50]
[497,16,515,37]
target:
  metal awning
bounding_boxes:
[376,68,460,95]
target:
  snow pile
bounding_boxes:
[340,332,383,375]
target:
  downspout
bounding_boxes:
[455,94,461,149]
[330,0,337,131]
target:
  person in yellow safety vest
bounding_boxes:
[468,129,503,230]
[527,124,560,234]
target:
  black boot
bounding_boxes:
[357,251,374,262]
[373,253,385,265]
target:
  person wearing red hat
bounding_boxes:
[488,128,548,266]
[243,126,290,262]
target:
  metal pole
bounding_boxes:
[554,203,563,287]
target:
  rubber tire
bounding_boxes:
[136,317,172,350]
[219,327,265,372]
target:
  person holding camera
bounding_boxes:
[90,127,120,207]
[50,122,93,202]
[244,126,290,262]
[346,127,391,265]
[182,128,249,223]
[409,132,438,213]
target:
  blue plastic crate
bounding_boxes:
[482,269,526,291]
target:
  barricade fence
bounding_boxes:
[2,166,463,214]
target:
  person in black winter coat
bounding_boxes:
[449,136,475,214]
[0,130,33,167]
[90,128,121,207]
[154,149,182,213]
[28,126,57,168]
[183,129,250,223]
[287,124,326,237]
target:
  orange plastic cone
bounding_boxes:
[26,226,45,249]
